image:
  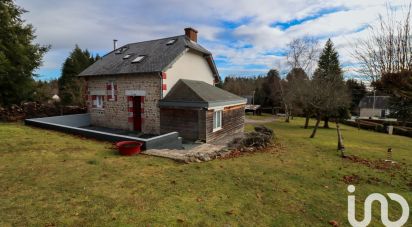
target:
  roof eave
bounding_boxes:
[159,99,246,109]
[78,71,161,77]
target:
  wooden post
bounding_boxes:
[336,121,345,157]
[387,148,392,161]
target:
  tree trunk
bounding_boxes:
[336,121,345,157]
[285,105,290,123]
[323,117,330,128]
[304,115,310,129]
[310,115,321,138]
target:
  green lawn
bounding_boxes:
[0,117,411,226]
[245,112,273,120]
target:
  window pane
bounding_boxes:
[213,112,217,129]
[218,111,221,127]
[96,96,103,108]
[111,82,115,99]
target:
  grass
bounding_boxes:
[0,118,411,226]
[245,112,273,120]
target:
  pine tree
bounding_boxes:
[314,39,343,82]
[58,45,98,106]
[313,39,345,128]
[0,0,49,106]
[309,39,350,153]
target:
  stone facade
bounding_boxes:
[86,73,161,134]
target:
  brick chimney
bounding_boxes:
[184,27,198,42]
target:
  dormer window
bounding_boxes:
[166,39,176,45]
[123,54,131,59]
[132,55,146,63]
[115,46,128,54]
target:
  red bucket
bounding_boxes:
[115,141,143,156]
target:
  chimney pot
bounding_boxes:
[184,27,198,42]
[113,39,118,50]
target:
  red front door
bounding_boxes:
[133,96,142,131]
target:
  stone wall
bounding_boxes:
[86,73,161,134]
[1,103,86,122]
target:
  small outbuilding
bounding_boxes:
[359,96,390,118]
[159,79,246,142]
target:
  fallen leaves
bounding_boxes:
[328,220,339,227]
[342,174,361,184]
[344,155,402,170]
[225,210,235,215]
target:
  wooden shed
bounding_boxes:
[159,79,246,143]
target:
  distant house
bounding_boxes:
[78,28,246,142]
[358,96,390,118]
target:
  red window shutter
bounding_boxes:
[92,95,97,108]
[114,84,118,101]
[162,84,167,90]
[162,72,167,79]
[106,82,112,100]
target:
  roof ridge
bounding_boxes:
[180,79,205,101]
[122,35,185,47]
[101,35,185,58]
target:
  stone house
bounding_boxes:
[78,28,246,142]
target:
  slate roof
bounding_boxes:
[78,35,219,80]
[159,79,247,108]
[358,96,390,109]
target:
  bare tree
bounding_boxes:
[284,68,312,127]
[287,37,320,75]
[307,78,350,139]
[352,3,412,83]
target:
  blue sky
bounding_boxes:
[15,0,410,81]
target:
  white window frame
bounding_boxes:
[95,95,104,109]
[110,81,115,101]
[132,55,145,63]
[213,110,222,132]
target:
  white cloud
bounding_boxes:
[14,0,412,79]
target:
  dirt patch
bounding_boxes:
[344,155,402,170]
[219,143,283,160]
[342,174,361,184]
[407,182,412,190]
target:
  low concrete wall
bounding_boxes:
[26,113,91,127]
[25,114,182,150]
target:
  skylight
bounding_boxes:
[166,39,176,45]
[123,54,131,59]
[132,55,146,63]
